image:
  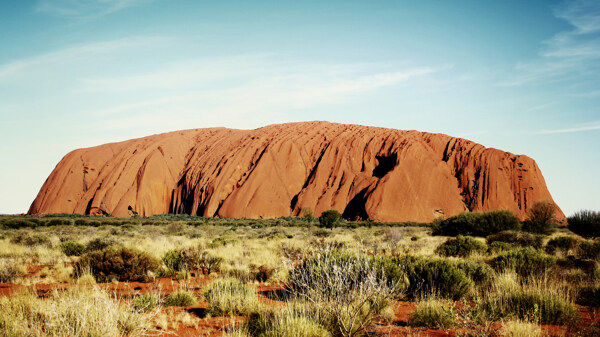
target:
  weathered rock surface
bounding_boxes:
[29,122,565,222]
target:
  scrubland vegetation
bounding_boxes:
[0,206,599,336]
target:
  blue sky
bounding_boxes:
[0,0,598,216]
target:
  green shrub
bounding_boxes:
[319,210,341,229]
[409,299,455,329]
[76,247,159,282]
[165,290,197,307]
[59,241,85,256]
[576,240,600,260]
[456,260,495,286]
[85,237,118,251]
[491,247,556,278]
[432,210,520,237]
[205,278,258,316]
[486,231,544,249]
[209,235,239,248]
[488,241,512,254]
[133,293,158,312]
[2,218,39,229]
[434,235,487,257]
[545,236,579,256]
[521,201,557,235]
[162,249,185,274]
[405,258,472,300]
[568,210,600,238]
[576,286,600,307]
[10,233,52,247]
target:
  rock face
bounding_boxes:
[29,122,565,222]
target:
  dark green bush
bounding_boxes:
[434,236,487,257]
[576,240,600,260]
[85,237,118,251]
[486,231,544,249]
[10,233,52,247]
[456,260,495,286]
[521,201,557,235]
[568,210,600,238]
[405,258,472,300]
[59,241,85,256]
[491,247,556,277]
[432,210,520,237]
[76,247,159,282]
[162,249,185,274]
[319,210,342,229]
[576,286,600,307]
[545,236,579,256]
[2,219,39,229]
[488,241,512,254]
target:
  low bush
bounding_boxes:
[408,298,455,329]
[205,278,258,316]
[491,247,556,278]
[434,236,487,257]
[545,236,579,256]
[576,240,600,260]
[165,290,197,307]
[76,247,159,282]
[10,232,52,247]
[456,260,495,286]
[486,231,543,249]
[405,258,472,300]
[162,249,185,274]
[488,241,512,254]
[85,237,118,251]
[59,241,85,256]
[133,293,158,312]
[432,210,520,237]
[568,210,600,238]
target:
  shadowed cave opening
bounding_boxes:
[343,188,369,221]
[372,153,397,178]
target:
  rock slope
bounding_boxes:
[29,122,565,222]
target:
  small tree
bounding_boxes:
[301,207,315,223]
[522,200,557,235]
[319,210,341,229]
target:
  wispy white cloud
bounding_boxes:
[499,0,600,87]
[0,36,170,79]
[536,121,600,134]
[34,0,150,18]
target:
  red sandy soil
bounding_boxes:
[0,265,595,336]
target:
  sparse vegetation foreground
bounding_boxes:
[0,208,599,336]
